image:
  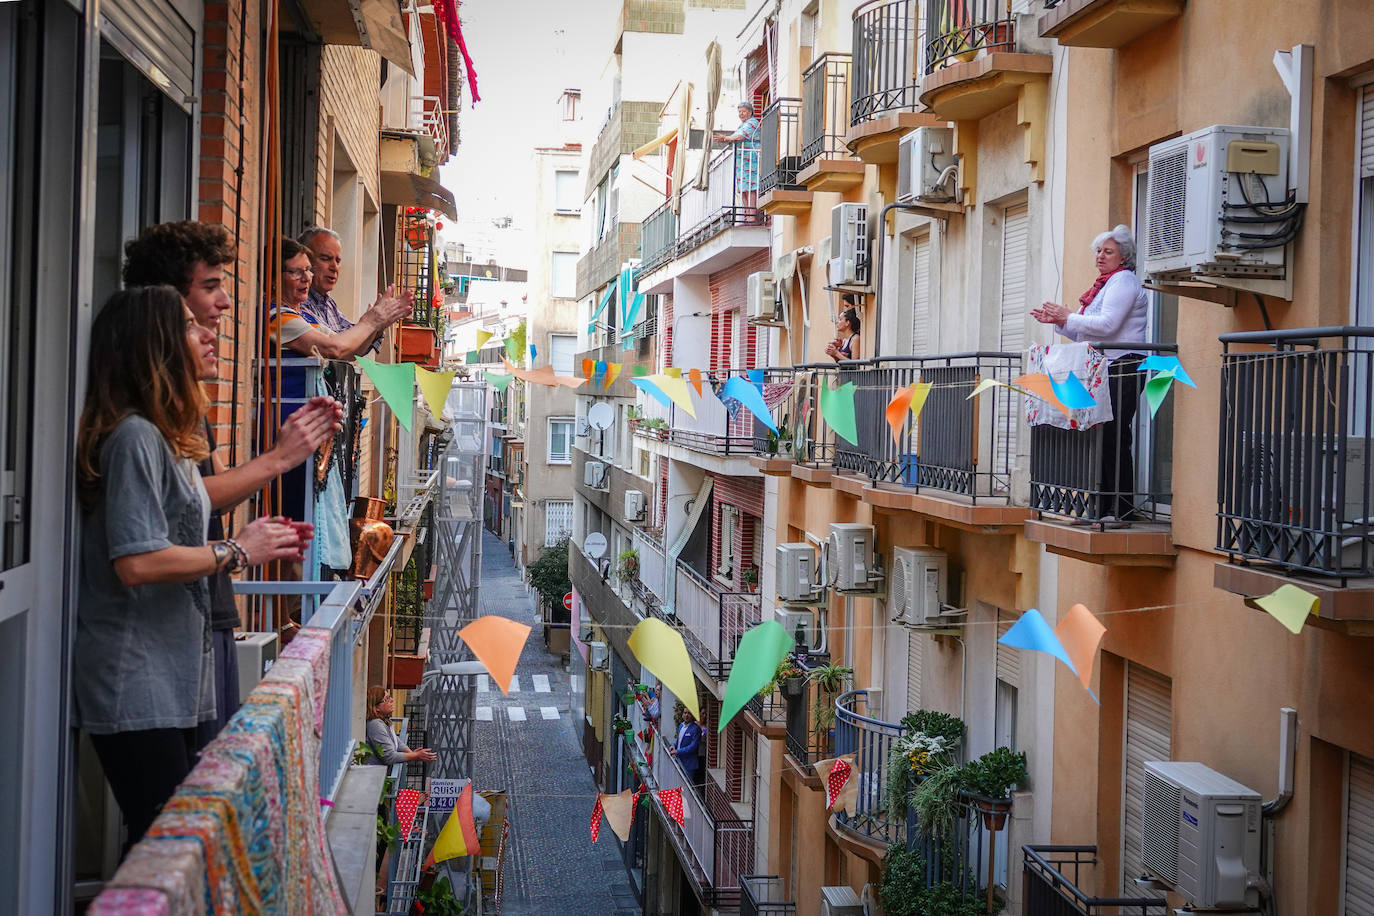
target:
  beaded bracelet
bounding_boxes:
[224,537,250,571]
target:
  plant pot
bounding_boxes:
[398,323,438,363]
[782,676,806,697]
[971,794,1012,831]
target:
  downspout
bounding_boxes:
[871,201,935,357]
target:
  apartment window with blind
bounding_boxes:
[545,500,573,545]
[547,417,573,463]
[551,251,577,299]
[550,334,576,376]
[553,170,581,214]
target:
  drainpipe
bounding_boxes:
[871,201,938,357]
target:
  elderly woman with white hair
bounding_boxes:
[1032,224,1150,520]
[720,101,762,215]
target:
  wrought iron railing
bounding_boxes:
[639,198,677,276]
[783,674,831,773]
[1030,342,1176,526]
[924,0,1017,74]
[741,875,797,915]
[833,353,1021,501]
[745,689,788,729]
[833,690,905,845]
[1023,847,1168,916]
[750,365,840,466]
[760,98,805,194]
[801,52,852,166]
[633,391,758,455]
[1218,327,1374,579]
[678,144,765,256]
[905,792,994,906]
[851,0,922,123]
[673,560,762,678]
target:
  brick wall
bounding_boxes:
[314,45,382,220]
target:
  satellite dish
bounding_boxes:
[588,402,615,431]
[584,532,608,559]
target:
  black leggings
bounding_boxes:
[89,726,200,851]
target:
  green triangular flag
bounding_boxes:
[356,356,415,432]
[719,620,795,733]
[1143,369,1176,418]
[819,381,859,445]
[504,336,521,364]
[631,365,648,377]
[485,371,514,393]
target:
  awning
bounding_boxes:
[633,127,679,161]
[296,0,415,76]
[381,170,458,220]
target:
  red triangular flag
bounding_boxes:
[658,787,685,827]
[825,758,853,812]
[590,794,604,842]
[395,789,423,842]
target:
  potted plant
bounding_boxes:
[740,565,758,593]
[615,548,640,584]
[807,662,853,739]
[898,709,967,753]
[885,730,957,821]
[960,746,1027,831]
[907,762,968,835]
[765,656,805,697]
[611,713,634,741]
[414,874,465,916]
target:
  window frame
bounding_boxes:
[553,169,581,214]
[547,416,574,464]
[545,499,573,546]
[550,333,577,376]
[550,250,577,300]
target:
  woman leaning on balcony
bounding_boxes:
[363,687,437,765]
[1031,225,1150,521]
[74,286,313,852]
[721,101,762,215]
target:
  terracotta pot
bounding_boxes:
[398,323,437,363]
[973,795,1012,832]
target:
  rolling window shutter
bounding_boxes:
[996,615,1020,685]
[912,233,932,355]
[102,0,199,112]
[995,205,1030,482]
[1122,664,1172,893]
[906,630,923,712]
[1345,754,1374,914]
[1361,87,1374,179]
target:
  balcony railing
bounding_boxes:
[783,673,831,772]
[835,353,1021,501]
[640,198,678,276]
[1023,847,1168,916]
[673,560,762,678]
[410,94,451,161]
[1218,328,1374,579]
[924,0,1017,74]
[800,52,853,166]
[906,792,995,905]
[750,365,840,465]
[851,0,922,124]
[678,144,764,257]
[745,689,788,729]
[1030,342,1176,526]
[759,98,805,194]
[741,875,797,915]
[633,389,758,455]
[833,690,905,846]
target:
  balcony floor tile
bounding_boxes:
[864,483,1030,531]
[790,463,834,487]
[845,111,946,164]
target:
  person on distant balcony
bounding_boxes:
[74,286,311,851]
[670,708,705,795]
[363,687,437,766]
[123,221,341,746]
[721,101,762,215]
[1031,224,1150,521]
[297,226,384,354]
[825,305,861,362]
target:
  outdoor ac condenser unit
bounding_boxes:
[820,885,864,916]
[746,271,782,325]
[1144,124,1291,281]
[624,490,646,522]
[588,641,609,671]
[827,202,868,287]
[584,460,607,489]
[773,607,812,644]
[1141,761,1261,909]
[827,523,873,592]
[897,127,956,203]
[775,542,817,602]
[889,546,948,625]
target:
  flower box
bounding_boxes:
[398,323,438,363]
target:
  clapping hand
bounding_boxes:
[275,397,343,467]
[1032,301,1069,325]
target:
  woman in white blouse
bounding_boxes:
[1032,225,1150,520]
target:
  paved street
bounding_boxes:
[473,531,639,915]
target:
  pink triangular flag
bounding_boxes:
[658,787,685,827]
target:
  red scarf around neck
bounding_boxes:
[1079,267,1125,313]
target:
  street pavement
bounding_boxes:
[473,530,640,915]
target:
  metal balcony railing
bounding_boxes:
[905,791,996,906]
[1023,847,1168,916]
[851,0,922,124]
[638,198,678,276]
[759,98,804,194]
[744,689,788,729]
[749,365,840,465]
[1030,342,1176,526]
[741,875,797,915]
[678,144,765,256]
[633,388,758,455]
[1218,328,1374,579]
[924,0,1017,74]
[801,52,852,166]
[834,353,1021,501]
[410,94,451,161]
[673,560,762,678]
[834,690,905,845]
[782,673,831,773]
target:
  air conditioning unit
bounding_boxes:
[576,416,591,437]
[583,460,607,489]
[827,202,868,287]
[746,271,783,326]
[773,607,812,643]
[890,546,948,625]
[235,632,279,705]
[588,641,609,670]
[897,127,957,203]
[775,542,818,603]
[820,885,863,916]
[624,489,646,522]
[827,523,874,592]
[1144,125,1291,281]
[1141,761,1261,909]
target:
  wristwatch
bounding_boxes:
[211,542,233,571]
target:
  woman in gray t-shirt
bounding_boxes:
[74,286,310,850]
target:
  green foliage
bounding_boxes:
[394,557,423,643]
[880,844,993,916]
[376,814,399,852]
[528,537,571,611]
[908,764,968,834]
[759,656,804,697]
[807,663,853,733]
[898,709,967,747]
[961,747,1028,800]
[415,875,465,916]
[510,320,528,368]
[885,731,957,821]
[615,548,640,583]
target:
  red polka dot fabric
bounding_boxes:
[658,787,685,828]
[590,794,604,843]
[825,758,852,812]
[395,789,423,842]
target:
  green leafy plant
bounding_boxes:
[528,536,571,613]
[626,406,643,420]
[880,842,992,916]
[760,656,804,697]
[885,731,957,821]
[615,548,640,583]
[908,764,968,834]
[898,709,967,747]
[611,713,634,739]
[415,874,465,916]
[376,814,399,852]
[807,663,853,733]
[740,565,758,590]
[961,747,1027,800]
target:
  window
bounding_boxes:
[545,500,573,545]
[554,170,581,213]
[550,334,577,376]
[551,251,577,299]
[1358,86,1374,327]
[548,417,573,463]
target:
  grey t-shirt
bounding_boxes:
[364,717,407,766]
[74,415,215,734]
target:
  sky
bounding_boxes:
[438,0,619,267]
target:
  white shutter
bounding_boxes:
[550,334,577,376]
[906,630,924,713]
[911,233,932,356]
[995,205,1030,482]
[1361,87,1374,179]
[1122,664,1172,893]
[1346,754,1374,915]
[996,615,1019,685]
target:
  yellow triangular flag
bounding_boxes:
[604,363,623,389]
[908,381,933,421]
[652,373,696,419]
[627,618,700,721]
[415,367,456,420]
[474,329,494,349]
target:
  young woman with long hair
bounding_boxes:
[363,686,436,766]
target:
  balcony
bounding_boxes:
[758,98,812,216]
[744,689,789,739]
[782,673,831,780]
[798,53,863,191]
[1213,328,1374,625]
[667,560,762,679]
[847,0,945,164]
[638,198,678,276]
[1039,0,1185,49]
[1025,343,1176,566]
[741,875,797,915]
[678,144,766,256]
[576,221,642,301]
[632,386,759,460]
[832,690,905,849]
[410,94,450,162]
[830,354,1029,528]
[1022,847,1167,915]
[742,364,841,487]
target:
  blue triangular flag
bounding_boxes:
[1049,371,1096,409]
[721,376,777,433]
[997,608,1078,676]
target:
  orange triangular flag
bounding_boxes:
[582,357,595,379]
[1012,373,1071,419]
[885,386,915,446]
[688,368,703,397]
[1055,603,1106,694]
[457,615,532,695]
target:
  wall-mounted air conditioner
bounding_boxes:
[584,460,607,489]
[773,607,812,643]
[588,641,609,671]
[890,546,949,626]
[1144,125,1292,282]
[897,127,957,203]
[827,203,868,287]
[235,632,279,705]
[746,271,784,326]
[827,523,876,592]
[624,490,646,522]
[1141,761,1261,909]
[820,886,863,916]
[775,542,818,603]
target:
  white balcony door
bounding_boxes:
[1121,663,1172,894]
[911,231,932,357]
